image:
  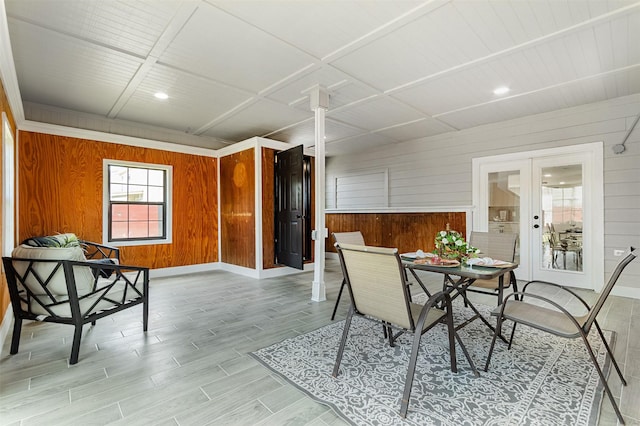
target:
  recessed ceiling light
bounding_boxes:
[493,86,510,95]
[154,92,169,100]
[544,174,552,177]
[559,181,566,185]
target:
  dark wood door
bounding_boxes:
[275,145,304,269]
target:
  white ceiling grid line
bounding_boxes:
[107,2,200,118]
[3,0,640,155]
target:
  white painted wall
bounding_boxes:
[327,94,640,294]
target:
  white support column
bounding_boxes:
[310,86,329,302]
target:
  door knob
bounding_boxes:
[533,215,539,220]
[533,224,540,229]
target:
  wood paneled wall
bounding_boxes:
[1,79,17,322]
[220,148,255,268]
[262,147,276,269]
[326,212,466,254]
[18,131,218,269]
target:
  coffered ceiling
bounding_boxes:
[4,0,640,155]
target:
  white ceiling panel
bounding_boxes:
[116,65,252,132]
[202,99,311,141]
[329,32,440,93]
[391,72,479,117]
[4,0,639,155]
[158,3,314,93]
[211,0,424,59]
[438,68,640,130]
[330,3,491,91]
[5,0,182,57]
[330,97,424,131]
[265,66,378,110]
[267,118,366,147]
[8,19,143,115]
[374,117,453,142]
[451,1,516,52]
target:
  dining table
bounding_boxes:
[402,256,519,341]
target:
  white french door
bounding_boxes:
[473,143,603,290]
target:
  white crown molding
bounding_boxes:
[216,136,314,158]
[0,0,25,124]
[216,136,261,157]
[21,120,218,157]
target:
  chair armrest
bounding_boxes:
[4,256,148,320]
[67,260,149,312]
[80,240,120,261]
[424,290,451,306]
[67,260,149,282]
[68,259,149,281]
[415,290,451,329]
[520,280,592,312]
[498,291,585,331]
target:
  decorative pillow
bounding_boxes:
[11,244,94,296]
[22,233,80,248]
[88,258,116,279]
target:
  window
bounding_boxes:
[104,160,172,245]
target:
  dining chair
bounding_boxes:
[464,231,519,305]
[484,247,637,425]
[549,230,582,270]
[333,242,478,418]
[330,231,365,320]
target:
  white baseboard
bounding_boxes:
[149,261,315,280]
[256,262,314,279]
[150,262,221,278]
[219,262,314,279]
[611,286,640,299]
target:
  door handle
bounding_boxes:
[533,224,540,229]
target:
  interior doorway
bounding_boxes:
[274,145,312,270]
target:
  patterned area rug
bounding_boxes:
[251,299,613,426]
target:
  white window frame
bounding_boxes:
[103,159,173,246]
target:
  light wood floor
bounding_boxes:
[1,259,638,425]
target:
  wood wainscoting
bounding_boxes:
[262,147,276,269]
[326,212,467,254]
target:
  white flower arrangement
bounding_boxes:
[434,228,479,260]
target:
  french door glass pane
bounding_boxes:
[541,165,583,271]
[488,170,520,263]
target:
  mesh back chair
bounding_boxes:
[484,247,637,425]
[330,231,366,320]
[465,231,519,305]
[333,243,478,418]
